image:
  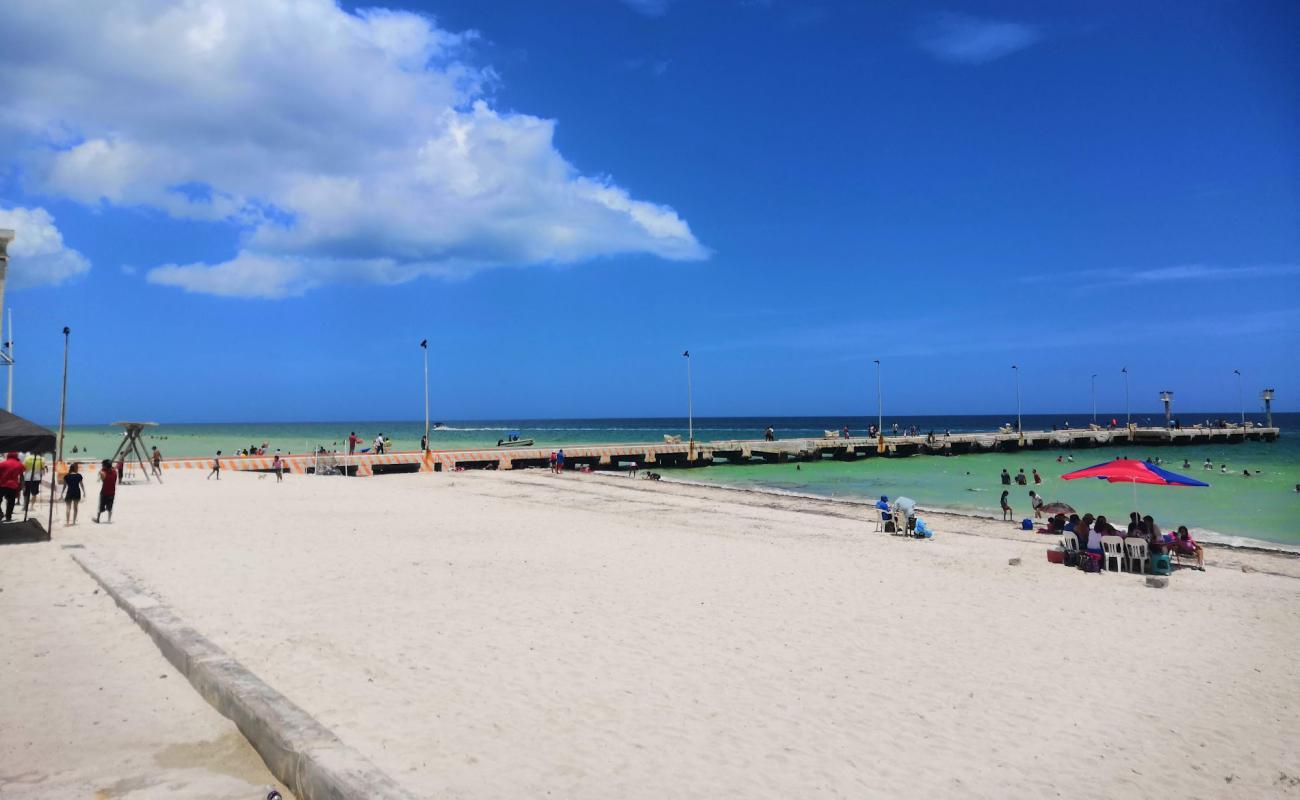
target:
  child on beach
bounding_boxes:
[1175,526,1205,570]
[61,462,83,524]
[273,451,283,482]
[207,451,222,480]
[1000,490,1012,521]
[151,446,162,477]
[93,459,116,524]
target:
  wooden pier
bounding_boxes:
[132,424,1280,478]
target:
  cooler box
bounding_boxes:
[1047,548,1065,564]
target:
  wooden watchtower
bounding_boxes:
[109,421,161,483]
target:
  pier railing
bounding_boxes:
[66,424,1280,479]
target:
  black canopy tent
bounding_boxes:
[0,408,56,454]
[0,409,55,541]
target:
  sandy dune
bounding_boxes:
[37,468,1300,798]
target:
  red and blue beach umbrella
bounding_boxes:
[1061,457,1209,511]
[1060,458,1210,487]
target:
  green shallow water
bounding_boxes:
[680,443,1299,551]
[52,415,1297,548]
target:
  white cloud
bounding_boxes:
[916,13,1041,64]
[0,0,706,298]
[0,205,91,288]
[1021,264,1300,290]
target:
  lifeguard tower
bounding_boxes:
[109,421,161,483]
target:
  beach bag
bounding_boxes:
[884,520,896,533]
[1021,518,1032,530]
[1078,552,1102,573]
[1063,550,1079,567]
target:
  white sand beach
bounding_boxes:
[0,539,294,799]
[19,468,1300,798]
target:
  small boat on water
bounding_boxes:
[432,422,448,430]
[497,431,533,448]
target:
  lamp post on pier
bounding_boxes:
[1233,369,1244,426]
[1160,390,1174,429]
[683,350,693,446]
[420,339,429,450]
[1121,367,1130,430]
[1011,364,1021,434]
[873,358,881,436]
[1090,374,1098,426]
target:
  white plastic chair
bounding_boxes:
[1124,538,1149,574]
[1100,535,1125,572]
[873,509,888,533]
[1061,532,1079,553]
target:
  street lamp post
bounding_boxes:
[1233,369,1244,426]
[420,339,429,450]
[51,326,70,533]
[1121,367,1130,430]
[873,359,881,435]
[1011,364,1021,434]
[683,350,693,445]
[1090,374,1098,426]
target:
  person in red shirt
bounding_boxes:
[93,459,117,524]
[0,451,24,521]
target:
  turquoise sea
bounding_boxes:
[54,413,1297,549]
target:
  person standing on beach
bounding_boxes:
[1000,490,1013,521]
[93,459,117,523]
[549,451,557,473]
[374,433,385,455]
[207,451,222,480]
[1028,490,1044,519]
[61,462,84,525]
[272,451,284,483]
[556,449,565,473]
[348,431,359,455]
[0,451,24,521]
[150,446,163,478]
[21,451,45,512]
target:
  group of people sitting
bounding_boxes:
[1046,511,1205,570]
[874,495,934,538]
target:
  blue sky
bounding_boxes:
[2,0,1297,424]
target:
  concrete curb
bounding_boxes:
[70,549,419,800]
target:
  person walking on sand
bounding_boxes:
[556,449,566,473]
[61,462,84,525]
[1000,490,1013,521]
[1029,490,1044,519]
[150,446,163,477]
[22,451,46,512]
[207,451,222,480]
[549,451,557,473]
[93,459,117,524]
[272,450,284,482]
[0,451,24,521]
[348,431,359,455]
[374,433,386,455]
